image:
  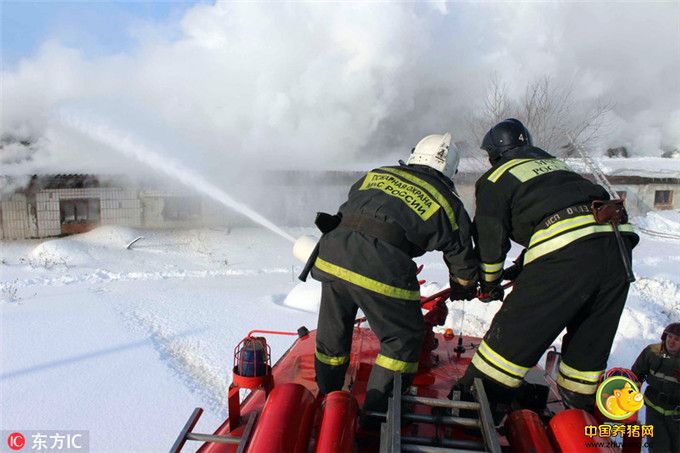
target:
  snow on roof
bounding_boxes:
[4,158,679,192]
[295,156,680,180]
[566,157,680,179]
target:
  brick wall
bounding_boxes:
[1,194,31,239]
[36,188,142,238]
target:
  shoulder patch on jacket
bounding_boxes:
[359,171,441,220]
[378,167,458,230]
[507,158,572,182]
[486,158,571,183]
[486,158,532,182]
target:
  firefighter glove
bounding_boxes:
[315,212,342,234]
[479,280,504,303]
[502,250,525,281]
[449,278,477,301]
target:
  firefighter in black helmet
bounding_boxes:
[309,133,478,421]
[632,323,680,453]
[455,118,639,418]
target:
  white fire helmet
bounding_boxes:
[406,133,460,179]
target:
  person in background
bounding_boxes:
[632,323,680,453]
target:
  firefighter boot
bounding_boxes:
[558,387,596,414]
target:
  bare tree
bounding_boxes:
[466,72,513,146]
[521,77,572,152]
[563,97,612,156]
[468,75,612,158]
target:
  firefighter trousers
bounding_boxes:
[645,406,680,453]
[459,235,633,411]
[314,280,425,413]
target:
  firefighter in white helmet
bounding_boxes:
[407,133,461,179]
[304,132,478,425]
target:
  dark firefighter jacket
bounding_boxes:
[474,146,639,283]
[632,343,680,416]
[311,163,478,301]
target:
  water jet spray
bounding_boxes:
[56,110,295,243]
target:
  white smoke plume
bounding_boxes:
[1,1,678,183]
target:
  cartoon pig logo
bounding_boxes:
[605,382,644,415]
[597,376,645,420]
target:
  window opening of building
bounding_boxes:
[654,190,673,209]
[60,198,101,224]
[162,197,201,221]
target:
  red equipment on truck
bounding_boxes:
[171,278,632,453]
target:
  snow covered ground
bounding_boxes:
[2,212,680,452]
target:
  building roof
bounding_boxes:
[284,156,680,182]
[566,157,680,179]
[4,156,680,194]
[34,174,102,189]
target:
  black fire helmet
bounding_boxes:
[481,118,533,162]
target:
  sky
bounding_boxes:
[1,1,206,67]
[0,1,679,189]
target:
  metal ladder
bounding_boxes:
[378,374,502,453]
[568,133,618,199]
[169,408,258,453]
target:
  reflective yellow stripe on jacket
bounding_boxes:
[480,261,504,282]
[487,159,533,183]
[645,397,680,416]
[649,369,680,384]
[314,257,421,301]
[524,217,635,265]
